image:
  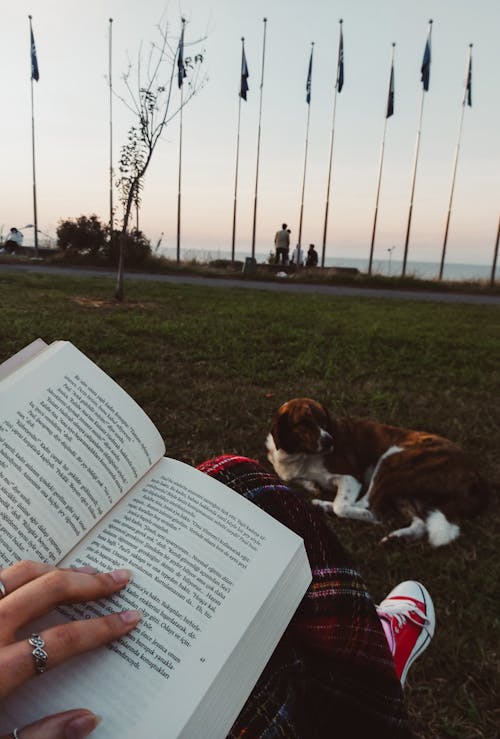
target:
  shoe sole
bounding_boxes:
[400,581,435,686]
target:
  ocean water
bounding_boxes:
[158,246,496,282]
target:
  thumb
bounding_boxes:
[1,710,101,739]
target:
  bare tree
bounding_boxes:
[114,18,205,300]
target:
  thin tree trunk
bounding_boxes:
[114,183,136,301]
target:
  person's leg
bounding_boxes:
[197,456,413,738]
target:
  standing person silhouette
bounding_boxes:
[274,223,290,265]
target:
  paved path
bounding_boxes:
[1,261,499,305]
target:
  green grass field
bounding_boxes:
[1,272,498,738]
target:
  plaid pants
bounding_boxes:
[197,456,412,739]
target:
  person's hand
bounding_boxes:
[0,560,142,738]
[1,709,101,739]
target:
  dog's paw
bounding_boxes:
[300,479,321,496]
[355,509,381,524]
[379,533,403,545]
[311,499,334,514]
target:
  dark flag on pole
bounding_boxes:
[386,62,394,117]
[30,24,39,81]
[306,46,313,104]
[421,35,431,91]
[337,24,344,92]
[465,53,472,106]
[177,23,187,88]
[240,44,249,100]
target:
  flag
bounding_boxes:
[240,45,249,100]
[337,26,344,92]
[30,25,39,82]
[421,36,431,91]
[177,24,186,88]
[465,54,472,106]
[306,47,313,104]
[386,62,394,117]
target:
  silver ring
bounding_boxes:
[29,633,48,674]
[0,579,7,599]
[11,729,20,739]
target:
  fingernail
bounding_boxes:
[65,713,101,739]
[110,568,133,583]
[73,565,99,574]
[120,609,142,625]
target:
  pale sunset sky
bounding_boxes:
[1,0,500,268]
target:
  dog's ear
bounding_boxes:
[323,406,333,434]
[271,412,284,450]
[272,408,293,451]
[321,403,334,434]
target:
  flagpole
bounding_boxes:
[439,44,472,280]
[231,93,242,262]
[108,18,114,247]
[177,85,183,263]
[177,18,186,264]
[251,17,267,260]
[368,43,395,276]
[321,19,343,269]
[231,38,245,263]
[28,15,39,257]
[401,88,425,276]
[491,214,500,285]
[298,42,314,251]
[402,19,433,277]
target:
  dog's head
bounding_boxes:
[270,398,334,455]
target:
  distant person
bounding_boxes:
[290,243,303,268]
[305,243,318,268]
[4,227,23,254]
[274,223,290,265]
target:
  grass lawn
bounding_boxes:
[1,272,498,738]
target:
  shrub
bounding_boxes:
[56,215,106,255]
[105,229,152,267]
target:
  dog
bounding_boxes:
[266,398,489,547]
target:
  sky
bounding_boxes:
[2,0,500,268]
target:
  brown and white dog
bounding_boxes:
[266,398,489,547]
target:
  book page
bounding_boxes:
[0,458,310,738]
[0,338,48,381]
[0,341,165,564]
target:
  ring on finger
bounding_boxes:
[0,578,7,599]
[11,729,20,738]
[29,633,48,674]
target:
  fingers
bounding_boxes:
[1,709,101,739]
[0,609,141,697]
[0,561,98,601]
[0,562,57,599]
[0,568,134,640]
[0,563,141,700]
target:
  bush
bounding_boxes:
[105,229,152,267]
[56,216,151,267]
[56,215,107,255]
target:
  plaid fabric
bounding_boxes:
[197,455,413,739]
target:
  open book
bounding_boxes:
[0,340,311,738]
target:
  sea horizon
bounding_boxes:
[157,246,497,282]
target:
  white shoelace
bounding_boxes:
[378,598,431,634]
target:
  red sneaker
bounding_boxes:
[376,580,435,686]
